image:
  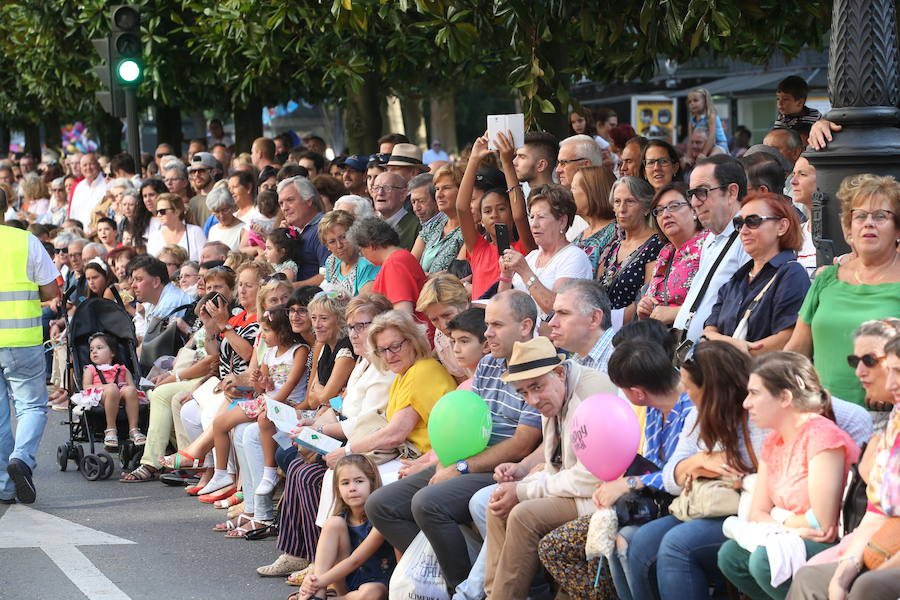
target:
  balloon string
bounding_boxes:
[594,557,603,588]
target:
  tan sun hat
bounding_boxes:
[385,143,424,167]
[500,337,567,383]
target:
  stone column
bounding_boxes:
[804,0,900,263]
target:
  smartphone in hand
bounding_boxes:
[495,223,510,256]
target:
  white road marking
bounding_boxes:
[0,505,134,599]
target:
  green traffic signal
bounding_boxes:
[117,59,141,84]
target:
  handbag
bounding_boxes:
[669,416,759,522]
[613,455,676,527]
[346,408,422,465]
[731,262,793,341]
[863,517,900,570]
[671,230,739,366]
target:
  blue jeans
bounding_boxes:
[609,525,639,600]
[628,515,729,600]
[0,345,48,499]
[452,483,496,600]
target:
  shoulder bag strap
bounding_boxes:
[683,230,739,326]
[733,260,796,335]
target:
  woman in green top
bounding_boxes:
[785,174,900,406]
[411,163,464,274]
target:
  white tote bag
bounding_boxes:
[388,531,450,600]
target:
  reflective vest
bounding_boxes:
[0,226,42,347]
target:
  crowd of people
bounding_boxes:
[0,76,899,600]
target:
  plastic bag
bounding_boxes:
[388,531,450,600]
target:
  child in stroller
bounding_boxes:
[82,332,147,451]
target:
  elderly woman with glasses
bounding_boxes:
[786,174,900,408]
[703,192,810,356]
[597,176,664,318]
[206,186,246,251]
[637,182,706,325]
[145,193,207,262]
[39,177,69,226]
[257,293,399,579]
[320,209,379,297]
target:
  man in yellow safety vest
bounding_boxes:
[0,187,59,504]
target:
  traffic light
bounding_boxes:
[91,5,142,117]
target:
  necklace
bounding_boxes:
[854,252,898,285]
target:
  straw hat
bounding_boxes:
[385,143,424,167]
[500,337,567,383]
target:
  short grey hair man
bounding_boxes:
[333,194,374,219]
[162,160,188,180]
[205,185,236,213]
[549,278,615,372]
[108,177,134,191]
[407,172,434,194]
[277,175,323,212]
[82,242,109,261]
[559,134,605,167]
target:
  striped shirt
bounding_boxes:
[639,392,694,489]
[472,355,542,445]
[573,328,616,374]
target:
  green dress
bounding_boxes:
[798,264,900,406]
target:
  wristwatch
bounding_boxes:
[525,275,538,289]
[223,324,234,332]
[626,476,638,491]
[456,460,470,475]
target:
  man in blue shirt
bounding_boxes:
[366,290,543,594]
[276,176,330,286]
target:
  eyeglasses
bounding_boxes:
[732,215,782,230]
[686,184,729,202]
[371,185,405,193]
[850,209,896,225]
[288,307,308,316]
[347,321,372,335]
[651,200,691,218]
[374,339,406,357]
[155,208,173,216]
[54,248,68,255]
[262,272,288,283]
[557,157,587,166]
[644,157,675,167]
[325,234,347,247]
[847,353,887,368]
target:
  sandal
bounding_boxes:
[212,513,252,532]
[286,564,314,586]
[159,451,204,470]
[103,428,118,451]
[119,464,158,483]
[214,492,244,508]
[256,553,309,577]
[128,427,147,446]
[224,517,274,539]
[245,521,278,540]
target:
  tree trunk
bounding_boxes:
[93,110,123,155]
[385,95,406,136]
[44,113,62,152]
[23,123,41,157]
[233,97,263,156]
[156,104,183,156]
[429,95,458,155]
[0,122,9,156]
[344,76,382,155]
[401,97,427,148]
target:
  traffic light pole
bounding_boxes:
[125,87,140,174]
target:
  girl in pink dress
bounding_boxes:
[81,333,147,451]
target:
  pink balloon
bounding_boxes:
[570,393,641,481]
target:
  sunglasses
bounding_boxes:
[732,215,781,230]
[54,248,69,255]
[155,207,173,216]
[847,353,887,369]
[261,272,288,284]
[686,184,728,202]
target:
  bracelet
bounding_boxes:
[804,508,821,530]
[506,184,522,192]
[499,276,512,283]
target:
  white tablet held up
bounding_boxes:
[487,113,525,151]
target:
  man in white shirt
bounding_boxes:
[673,155,751,344]
[68,153,107,232]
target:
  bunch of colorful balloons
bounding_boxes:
[62,122,99,156]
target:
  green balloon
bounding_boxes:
[428,390,493,466]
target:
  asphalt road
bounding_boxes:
[0,411,294,600]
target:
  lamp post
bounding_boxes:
[804,0,900,264]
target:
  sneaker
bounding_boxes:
[7,459,35,504]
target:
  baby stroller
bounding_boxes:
[56,297,150,480]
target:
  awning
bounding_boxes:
[669,69,823,97]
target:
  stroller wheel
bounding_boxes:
[97,452,115,480]
[80,455,103,481]
[56,444,68,471]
